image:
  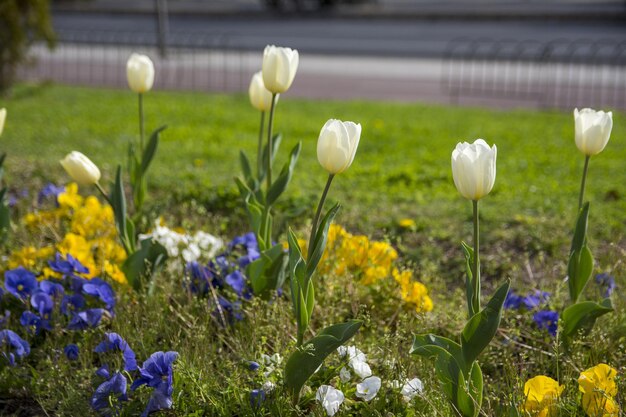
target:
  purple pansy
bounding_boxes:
[67,308,104,331]
[533,310,559,337]
[91,372,128,415]
[64,344,79,361]
[48,253,90,278]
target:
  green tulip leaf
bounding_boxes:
[461,280,510,366]
[411,333,466,372]
[121,238,168,291]
[140,125,166,175]
[266,142,301,206]
[246,244,287,300]
[466,361,483,417]
[239,150,256,188]
[110,166,131,255]
[306,203,341,279]
[0,198,9,242]
[567,245,594,304]
[284,320,362,397]
[562,298,613,337]
[260,133,283,181]
[570,202,590,253]
[461,241,477,317]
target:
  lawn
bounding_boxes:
[0,83,624,416]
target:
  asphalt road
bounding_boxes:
[51,12,626,58]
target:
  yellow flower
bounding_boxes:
[522,375,564,417]
[104,261,128,285]
[367,241,398,271]
[579,364,620,417]
[398,218,416,229]
[8,246,55,270]
[361,266,388,285]
[393,268,433,312]
[57,183,84,210]
[578,364,618,397]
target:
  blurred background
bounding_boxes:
[4,0,626,109]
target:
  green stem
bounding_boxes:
[578,155,590,210]
[266,94,277,191]
[257,111,265,179]
[308,174,335,260]
[94,182,113,206]
[138,93,145,153]
[472,199,481,314]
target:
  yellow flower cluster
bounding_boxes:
[522,365,620,417]
[578,364,620,417]
[301,224,433,313]
[522,375,564,417]
[8,183,127,284]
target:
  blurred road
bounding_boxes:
[52,11,626,58]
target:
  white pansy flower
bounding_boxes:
[339,367,351,383]
[401,378,424,402]
[262,381,276,393]
[316,385,344,417]
[351,360,372,379]
[356,376,381,402]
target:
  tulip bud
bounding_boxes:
[249,71,277,112]
[126,53,155,93]
[317,119,361,175]
[60,151,101,186]
[451,139,497,201]
[0,108,6,137]
[574,108,613,156]
[262,45,299,94]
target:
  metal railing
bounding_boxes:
[442,38,626,109]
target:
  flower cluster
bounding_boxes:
[300,224,433,313]
[186,232,260,324]
[9,183,127,284]
[139,219,223,264]
[522,364,619,417]
[91,332,178,417]
[2,256,115,336]
[505,289,558,337]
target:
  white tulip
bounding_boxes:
[356,376,381,402]
[317,119,361,175]
[401,378,424,402]
[60,151,101,186]
[316,385,344,417]
[262,45,299,94]
[126,53,155,93]
[0,108,6,137]
[249,71,276,112]
[574,108,613,156]
[451,139,497,201]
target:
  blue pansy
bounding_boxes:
[0,329,30,366]
[212,296,243,325]
[132,351,178,394]
[82,279,116,311]
[70,276,88,292]
[4,267,38,300]
[94,332,137,371]
[38,183,65,205]
[91,372,128,416]
[250,389,266,408]
[248,361,260,371]
[186,262,211,294]
[64,344,79,361]
[521,290,550,309]
[61,294,86,316]
[225,271,246,296]
[67,308,104,331]
[141,389,173,417]
[595,273,615,298]
[96,364,110,379]
[503,290,523,309]
[48,253,90,278]
[21,310,52,334]
[40,280,65,297]
[533,310,559,337]
[31,291,54,317]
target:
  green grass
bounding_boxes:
[0,83,624,416]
